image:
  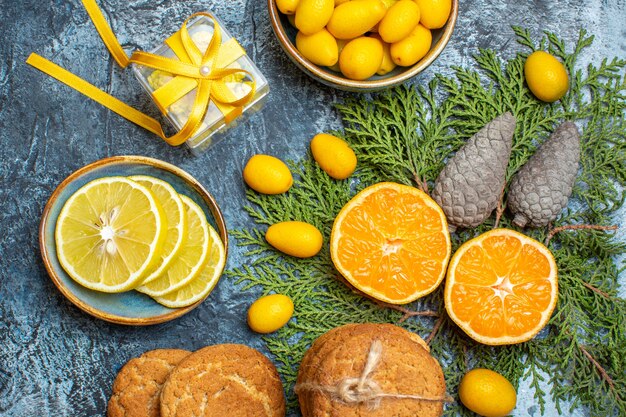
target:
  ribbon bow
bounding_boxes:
[26,0,256,146]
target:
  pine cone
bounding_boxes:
[508,121,581,228]
[432,112,516,230]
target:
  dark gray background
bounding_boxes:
[0,0,624,416]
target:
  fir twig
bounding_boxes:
[494,183,507,229]
[426,315,445,345]
[375,301,439,323]
[229,26,626,417]
[581,282,611,299]
[544,224,619,246]
[579,344,622,403]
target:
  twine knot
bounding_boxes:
[336,378,382,406]
[332,340,384,408]
[294,339,453,410]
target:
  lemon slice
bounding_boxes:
[55,176,167,293]
[153,225,226,308]
[129,175,188,285]
[137,195,210,297]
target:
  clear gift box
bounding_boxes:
[132,15,269,154]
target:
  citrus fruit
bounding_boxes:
[247,294,295,334]
[243,154,293,195]
[55,177,167,293]
[459,369,517,417]
[129,175,187,285]
[330,182,451,304]
[152,225,226,308]
[444,228,558,345]
[295,0,334,35]
[137,195,211,297]
[524,51,569,102]
[277,0,300,14]
[414,0,452,29]
[296,29,339,67]
[390,23,432,66]
[310,133,357,180]
[339,37,384,80]
[266,221,323,258]
[328,38,349,72]
[370,34,397,75]
[287,13,297,28]
[379,0,421,43]
[327,0,387,40]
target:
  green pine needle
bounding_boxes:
[227,27,626,416]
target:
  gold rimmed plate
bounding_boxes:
[268,0,458,92]
[39,156,228,325]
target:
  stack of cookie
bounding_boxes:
[107,345,285,417]
[295,323,449,417]
[108,349,191,417]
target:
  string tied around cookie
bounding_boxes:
[294,340,454,410]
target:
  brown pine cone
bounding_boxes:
[432,112,516,230]
[508,121,581,228]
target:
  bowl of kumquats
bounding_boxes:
[268,0,458,91]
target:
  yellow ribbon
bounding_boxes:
[26,0,256,146]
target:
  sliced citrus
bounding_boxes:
[55,176,167,293]
[152,225,225,308]
[137,195,210,297]
[330,182,451,304]
[444,228,558,345]
[129,175,188,285]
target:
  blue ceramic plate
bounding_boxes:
[39,156,228,325]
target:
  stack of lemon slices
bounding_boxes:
[54,176,226,308]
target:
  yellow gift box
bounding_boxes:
[27,0,269,154]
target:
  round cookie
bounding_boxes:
[297,324,432,417]
[160,344,285,417]
[298,325,446,417]
[313,331,446,417]
[299,323,428,385]
[108,349,191,417]
[297,324,361,416]
[297,324,430,416]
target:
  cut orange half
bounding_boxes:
[330,182,451,304]
[444,229,558,345]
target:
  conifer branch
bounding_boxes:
[581,282,612,299]
[494,183,507,229]
[375,301,439,323]
[544,224,618,246]
[413,173,428,193]
[579,344,622,403]
[426,315,445,345]
[230,26,626,416]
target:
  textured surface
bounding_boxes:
[508,121,581,228]
[0,1,624,416]
[432,112,515,229]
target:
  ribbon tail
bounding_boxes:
[81,0,130,67]
[162,79,213,146]
[26,53,166,140]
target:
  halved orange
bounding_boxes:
[330,182,451,304]
[444,229,558,345]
